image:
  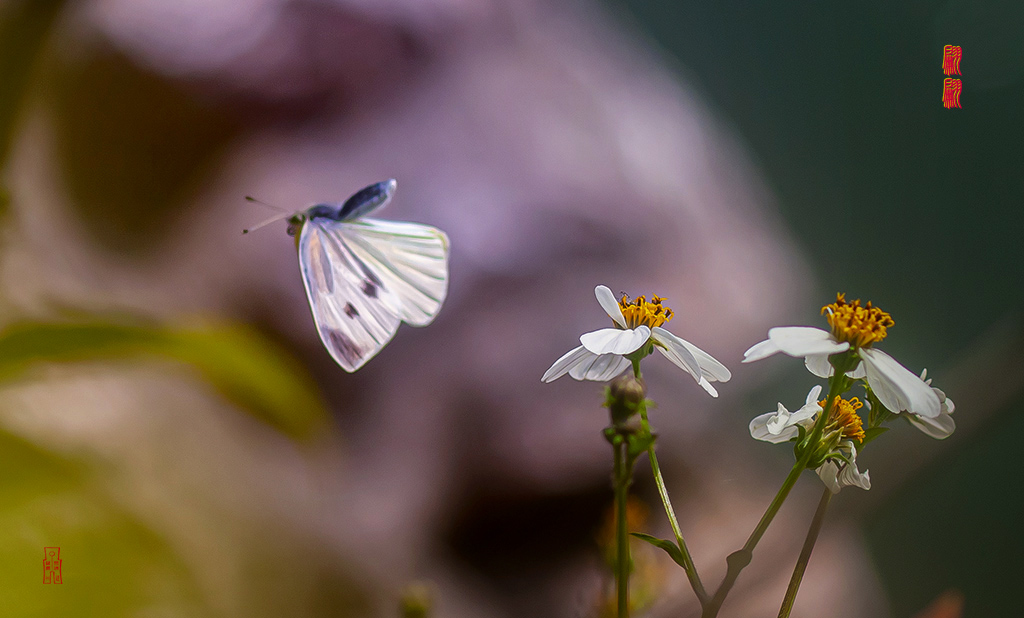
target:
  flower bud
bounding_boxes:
[607,374,646,426]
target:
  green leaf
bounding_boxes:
[860,425,890,446]
[630,532,688,571]
[0,319,328,438]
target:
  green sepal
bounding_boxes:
[626,431,656,459]
[630,533,688,572]
[863,384,895,427]
[603,427,624,446]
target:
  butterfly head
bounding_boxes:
[286,213,307,237]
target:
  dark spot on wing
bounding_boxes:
[361,280,378,298]
[328,330,362,365]
[344,302,359,318]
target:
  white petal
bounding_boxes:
[650,329,701,382]
[816,462,842,494]
[816,460,870,493]
[788,400,821,426]
[929,383,955,416]
[907,411,956,439]
[765,403,793,435]
[943,395,955,415]
[742,338,779,363]
[768,327,850,358]
[805,355,867,379]
[541,346,592,382]
[760,387,820,438]
[569,352,631,381]
[839,465,871,491]
[749,412,799,443]
[662,332,731,382]
[860,348,941,418]
[595,285,626,328]
[580,326,650,355]
[698,377,719,398]
[804,384,824,406]
[804,354,833,378]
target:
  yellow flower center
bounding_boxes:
[821,293,894,348]
[618,294,674,329]
[820,396,866,443]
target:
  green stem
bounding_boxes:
[638,403,707,604]
[613,441,631,618]
[631,358,707,603]
[802,353,857,460]
[778,488,832,618]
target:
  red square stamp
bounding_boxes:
[43,547,62,584]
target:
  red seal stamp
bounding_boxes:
[43,547,62,584]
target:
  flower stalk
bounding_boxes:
[604,371,649,617]
[612,437,632,617]
[631,359,708,604]
[777,487,832,618]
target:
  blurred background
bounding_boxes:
[0,0,1021,616]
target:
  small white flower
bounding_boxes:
[750,387,871,493]
[748,385,822,443]
[541,285,730,396]
[742,294,941,419]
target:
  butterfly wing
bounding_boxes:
[297,218,403,372]
[337,218,450,326]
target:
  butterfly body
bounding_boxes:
[281,179,449,372]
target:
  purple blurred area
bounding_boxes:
[1,0,886,616]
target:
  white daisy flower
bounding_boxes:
[750,386,871,492]
[742,294,941,419]
[541,285,730,396]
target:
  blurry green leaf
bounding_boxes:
[0,319,329,438]
[630,532,688,571]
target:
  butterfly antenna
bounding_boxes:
[242,211,292,235]
[245,195,284,212]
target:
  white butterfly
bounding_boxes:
[245,179,450,371]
